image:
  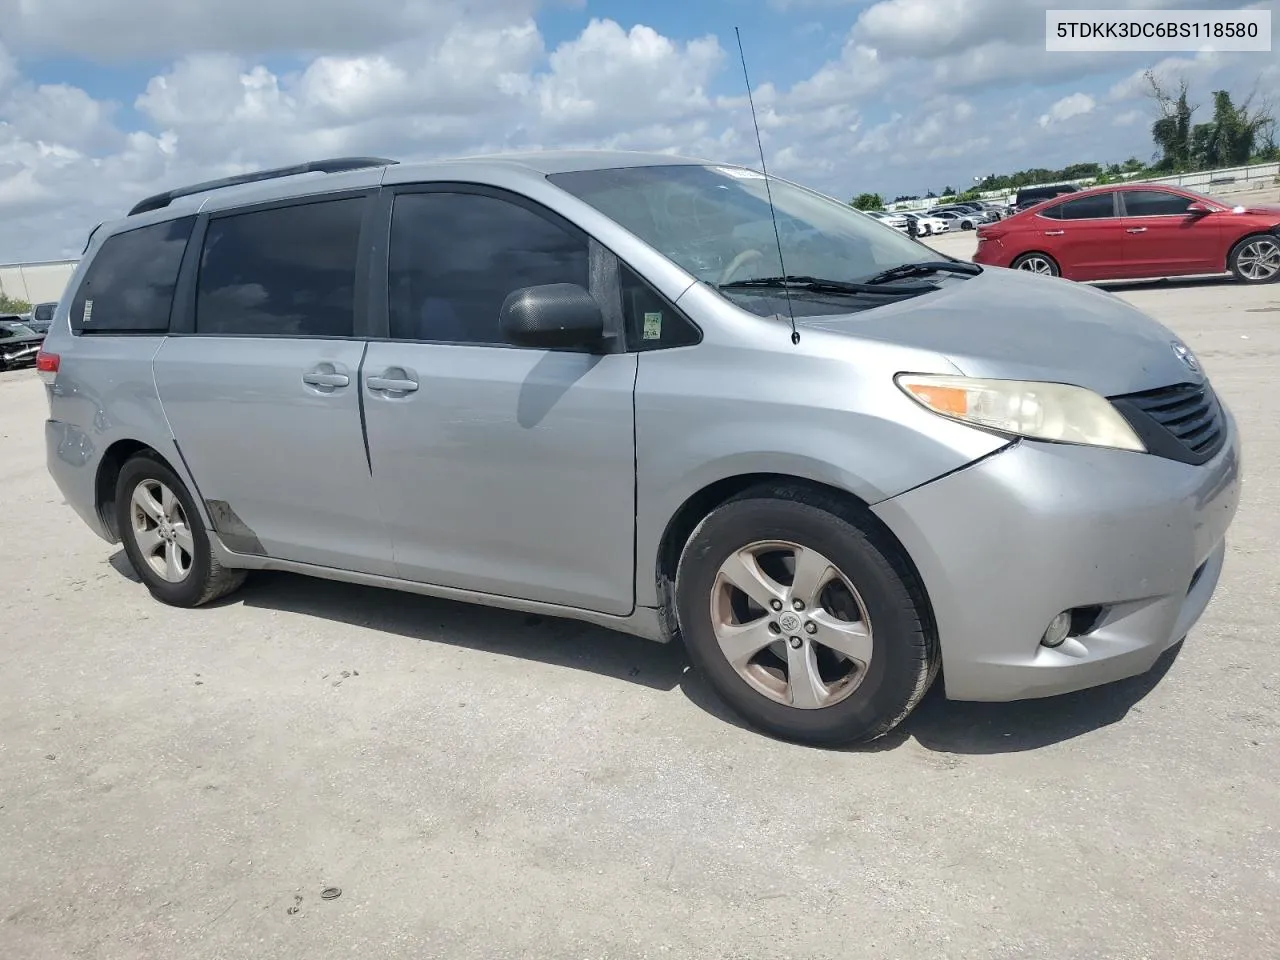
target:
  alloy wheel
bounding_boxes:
[130,479,194,583]
[710,540,873,709]
[1017,256,1056,275]
[1237,238,1280,281]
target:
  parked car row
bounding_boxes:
[1,315,45,370]
[974,182,1280,284]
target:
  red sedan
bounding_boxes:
[973,183,1280,284]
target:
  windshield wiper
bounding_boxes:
[861,261,982,285]
[718,274,938,296]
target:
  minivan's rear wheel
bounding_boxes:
[675,487,938,745]
[1012,252,1060,276]
[115,454,246,607]
[1229,234,1280,284]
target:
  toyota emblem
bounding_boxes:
[1171,341,1200,372]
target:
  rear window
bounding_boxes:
[33,303,55,322]
[71,217,195,334]
[195,198,364,338]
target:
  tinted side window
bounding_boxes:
[71,217,194,334]
[1122,190,1196,217]
[34,303,55,322]
[196,197,364,337]
[621,265,700,351]
[388,192,589,344]
[1037,203,1063,220]
[1056,193,1116,220]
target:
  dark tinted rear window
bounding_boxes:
[71,217,195,334]
[33,303,55,322]
[195,198,364,337]
[1121,190,1196,216]
[1053,192,1117,220]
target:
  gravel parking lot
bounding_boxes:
[2,271,1278,958]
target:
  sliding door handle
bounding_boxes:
[303,371,350,387]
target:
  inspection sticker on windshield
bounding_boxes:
[642,312,663,340]
[714,166,766,180]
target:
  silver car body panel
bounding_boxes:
[41,150,1242,702]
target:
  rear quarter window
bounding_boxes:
[70,217,195,334]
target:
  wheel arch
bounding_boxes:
[1011,251,1061,275]
[95,440,173,541]
[652,472,935,645]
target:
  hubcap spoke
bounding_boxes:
[164,540,185,581]
[134,526,164,558]
[786,641,827,709]
[172,523,194,556]
[810,611,873,665]
[161,484,177,519]
[715,619,778,668]
[716,549,786,611]
[132,484,164,523]
[789,545,835,608]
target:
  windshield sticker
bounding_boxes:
[714,166,766,181]
[82,299,93,324]
[642,312,663,340]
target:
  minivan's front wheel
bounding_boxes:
[115,454,246,607]
[675,487,938,745]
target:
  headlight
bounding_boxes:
[896,374,1146,452]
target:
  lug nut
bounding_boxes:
[804,622,818,635]
[792,599,805,611]
[770,599,783,611]
[788,637,802,649]
[768,622,781,635]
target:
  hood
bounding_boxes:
[798,267,1202,396]
[1226,202,1280,218]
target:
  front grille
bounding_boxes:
[1110,381,1226,466]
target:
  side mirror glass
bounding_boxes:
[500,283,605,350]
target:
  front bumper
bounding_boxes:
[872,414,1241,701]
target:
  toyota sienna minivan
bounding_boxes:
[39,152,1241,745]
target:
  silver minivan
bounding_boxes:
[40,152,1241,744]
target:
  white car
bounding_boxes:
[904,214,950,237]
[867,211,910,233]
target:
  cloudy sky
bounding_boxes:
[0,0,1275,263]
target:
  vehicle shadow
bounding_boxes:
[1095,275,1235,293]
[109,554,1181,755]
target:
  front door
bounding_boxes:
[1119,189,1223,277]
[361,186,638,615]
[154,194,395,576]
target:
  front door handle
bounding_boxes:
[1043,230,1065,236]
[1126,227,1148,234]
[367,370,419,394]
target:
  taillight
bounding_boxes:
[36,349,59,384]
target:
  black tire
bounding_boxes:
[1011,252,1060,277]
[115,453,246,607]
[675,485,938,746]
[1228,233,1280,284]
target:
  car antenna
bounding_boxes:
[734,26,799,347]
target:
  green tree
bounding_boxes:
[941,184,956,197]
[0,294,32,314]
[1189,90,1274,168]
[850,192,884,211]
[1147,71,1196,171]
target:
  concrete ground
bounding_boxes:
[2,273,1278,959]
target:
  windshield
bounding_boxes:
[549,164,942,318]
[1,322,37,338]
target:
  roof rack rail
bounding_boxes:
[127,156,399,217]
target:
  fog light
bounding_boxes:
[1041,611,1072,648]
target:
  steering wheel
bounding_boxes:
[719,249,767,285]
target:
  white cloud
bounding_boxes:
[0,0,1272,262]
[1039,92,1097,128]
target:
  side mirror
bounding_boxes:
[1186,202,1213,216]
[500,283,605,350]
